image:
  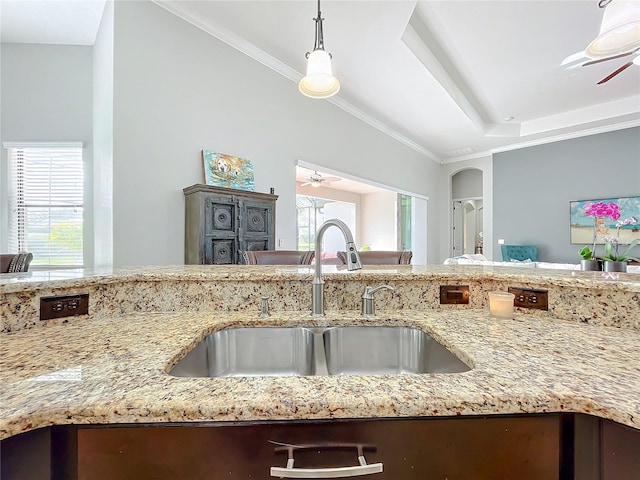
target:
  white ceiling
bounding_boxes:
[2,0,639,165]
[0,0,106,45]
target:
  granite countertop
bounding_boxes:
[2,264,640,293]
[2,307,639,440]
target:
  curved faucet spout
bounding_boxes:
[312,219,362,316]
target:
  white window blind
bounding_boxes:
[7,144,84,267]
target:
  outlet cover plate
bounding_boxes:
[508,287,548,310]
[440,285,470,305]
[40,293,89,320]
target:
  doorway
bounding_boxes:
[453,199,483,256]
[451,169,483,257]
[296,161,429,264]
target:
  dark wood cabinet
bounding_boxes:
[183,184,278,265]
[74,416,561,480]
[3,414,638,480]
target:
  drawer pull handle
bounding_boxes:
[270,442,383,478]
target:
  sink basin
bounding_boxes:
[169,326,469,378]
[169,327,316,377]
[323,326,470,375]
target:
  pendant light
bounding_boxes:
[585,0,640,59]
[299,0,340,99]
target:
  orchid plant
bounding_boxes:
[579,201,620,260]
[600,216,639,263]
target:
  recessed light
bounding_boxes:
[504,116,515,122]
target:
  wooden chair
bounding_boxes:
[337,250,412,265]
[242,250,315,265]
[0,252,34,273]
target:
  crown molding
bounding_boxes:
[492,119,640,155]
[442,119,640,164]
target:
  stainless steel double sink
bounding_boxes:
[169,326,470,377]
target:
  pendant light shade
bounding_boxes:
[299,50,340,98]
[299,0,340,99]
[585,0,640,59]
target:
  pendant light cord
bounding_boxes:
[313,0,325,52]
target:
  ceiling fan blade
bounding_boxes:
[561,50,588,67]
[582,50,635,67]
[300,181,311,187]
[597,62,634,84]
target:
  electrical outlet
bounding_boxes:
[40,293,89,320]
[508,287,548,310]
[440,285,470,305]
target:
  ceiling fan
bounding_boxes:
[576,0,640,84]
[300,171,341,188]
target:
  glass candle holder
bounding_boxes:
[488,291,515,319]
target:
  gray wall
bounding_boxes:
[494,127,640,263]
[0,44,94,262]
[0,44,93,141]
[111,1,441,266]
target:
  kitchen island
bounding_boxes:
[1,265,639,478]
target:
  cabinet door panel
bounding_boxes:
[78,416,561,480]
[241,200,273,236]
[266,417,560,480]
[601,419,640,479]
[205,197,237,235]
[245,206,269,233]
[244,239,270,251]
[204,237,237,265]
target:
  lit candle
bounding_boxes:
[488,291,515,319]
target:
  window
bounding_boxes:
[296,195,324,250]
[296,195,356,252]
[6,143,84,267]
[398,194,412,251]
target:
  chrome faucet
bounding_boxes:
[361,285,394,317]
[312,219,362,316]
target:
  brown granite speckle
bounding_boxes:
[2,265,639,332]
[1,308,640,439]
[1,266,639,440]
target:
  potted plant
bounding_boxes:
[579,246,601,271]
[600,216,639,273]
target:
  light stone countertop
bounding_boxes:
[2,264,640,293]
[2,307,639,440]
[3,264,640,332]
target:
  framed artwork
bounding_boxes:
[202,150,255,191]
[570,196,640,245]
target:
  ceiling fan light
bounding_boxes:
[310,179,322,187]
[585,0,640,58]
[299,50,340,98]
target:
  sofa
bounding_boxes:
[443,254,640,273]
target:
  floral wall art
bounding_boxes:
[570,196,640,246]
